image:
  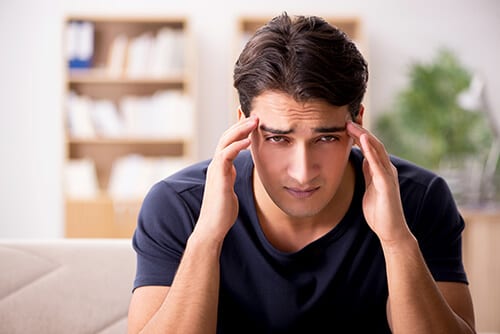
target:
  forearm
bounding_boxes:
[383,235,474,334]
[130,116,257,333]
[141,230,222,334]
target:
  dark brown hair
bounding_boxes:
[234,13,368,119]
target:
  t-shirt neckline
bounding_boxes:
[236,148,365,258]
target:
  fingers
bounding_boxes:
[362,158,373,186]
[346,121,393,176]
[346,120,364,148]
[216,116,258,155]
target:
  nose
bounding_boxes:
[287,144,317,185]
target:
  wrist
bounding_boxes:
[189,223,226,254]
[379,230,419,256]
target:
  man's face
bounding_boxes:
[247,91,357,219]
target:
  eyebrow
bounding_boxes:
[259,124,346,134]
[314,125,347,133]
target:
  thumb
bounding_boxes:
[362,158,372,187]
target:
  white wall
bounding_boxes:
[0,0,499,238]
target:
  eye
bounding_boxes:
[317,135,340,143]
[265,136,289,143]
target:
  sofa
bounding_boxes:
[0,238,136,334]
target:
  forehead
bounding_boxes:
[250,91,349,124]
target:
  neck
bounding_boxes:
[253,162,356,253]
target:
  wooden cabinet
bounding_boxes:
[461,208,500,333]
[63,16,195,238]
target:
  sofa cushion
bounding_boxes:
[0,238,136,334]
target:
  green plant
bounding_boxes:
[374,49,492,170]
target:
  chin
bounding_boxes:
[277,203,326,219]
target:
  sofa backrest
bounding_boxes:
[0,238,136,334]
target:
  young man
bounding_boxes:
[128,13,475,333]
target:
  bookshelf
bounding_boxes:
[63,16,195,238]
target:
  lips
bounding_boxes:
[285,186,320,199]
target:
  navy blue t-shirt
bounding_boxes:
[132,148,467,333]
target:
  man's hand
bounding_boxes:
[346,121,412,246]
[195,115,259,243]
[347,121,476,334]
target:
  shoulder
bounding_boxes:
[161,158,210,194]
[147,150,254,199]
[387,154,463,237]
[389,155,456,211]
[350,147,458,220]
[350,147,444,191]
[390,155,441,187]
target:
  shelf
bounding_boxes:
[65,17,188,71]
[68,71,186,85]
[68,139,187,187]
[63,15,194,238]
[68,137,189,145]
[66,15,187,25]
[68,141,186,157]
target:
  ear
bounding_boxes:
[237,106,246,121]
[355,104,365,127]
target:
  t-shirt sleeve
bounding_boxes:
[412,176,468,284]
[132,180,197,290]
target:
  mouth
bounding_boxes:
[285,186,320,199]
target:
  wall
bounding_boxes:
[0,0,499,237]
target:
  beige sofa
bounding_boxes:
[0,238,136,334]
